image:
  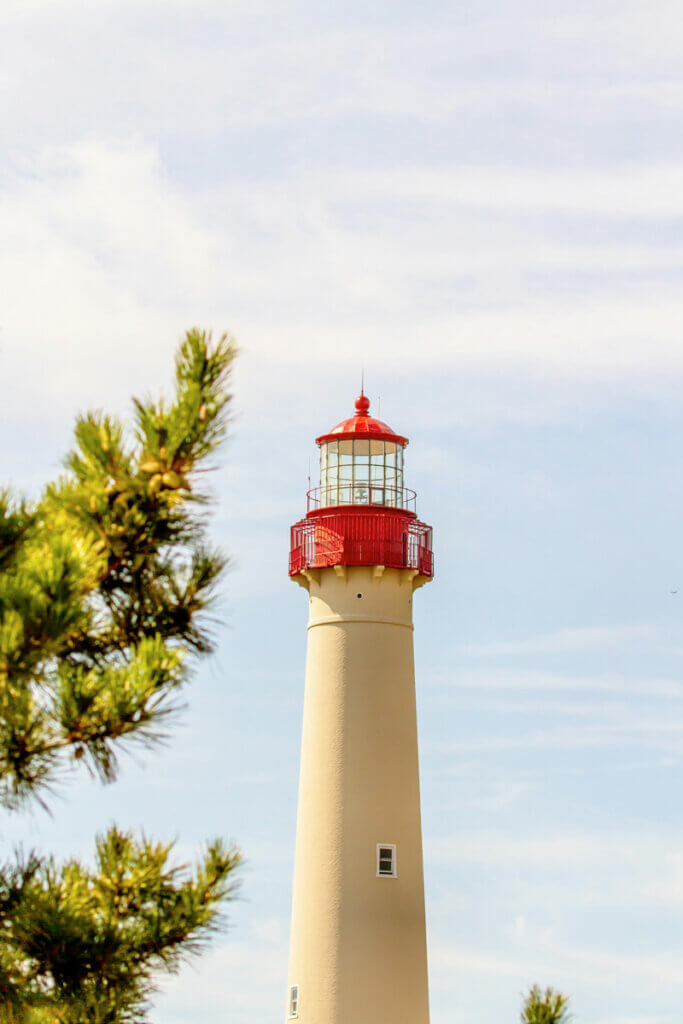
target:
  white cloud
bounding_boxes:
[428,667,683,698]
[4,2,683,136]
[3,138,683,431]
[2,7,683,1024]
[428,830,678,871]
[593,1018,674,1024]
[431,940,683,988]
[428,717,683,755]
[336,162,683,219]
[0,141,234,421]
[153,929,287,1024]
[460,624,666,656]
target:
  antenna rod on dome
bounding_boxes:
[361,368,365,396]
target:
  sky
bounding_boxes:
[1,1,682,1021]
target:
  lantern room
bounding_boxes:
[289,394,434,579]
[312,393,412,511]
[317,437,405,509]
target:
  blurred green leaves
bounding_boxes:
[0,329,241,1022]
[521,985,572,1024]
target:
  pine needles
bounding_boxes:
[0,329,241,1022]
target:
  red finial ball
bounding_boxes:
[355,393,370,416]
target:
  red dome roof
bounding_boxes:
[316,394,408,446]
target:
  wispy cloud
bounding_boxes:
[431,940,683,988]
[428,667,683,698]
[3,137,683,431]
[2,4,682,1024]
[339,163,683,218]
[154,925,287,1023]
[428,830,682,871]
[460,624,667,656]
[427,716,683,755]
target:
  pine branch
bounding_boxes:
[0,329,240,1023]
[521,985,573,1024]
[0,329,236,807]
[0,829,241,1023]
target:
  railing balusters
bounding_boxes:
[290,510,433,578]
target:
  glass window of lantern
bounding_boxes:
[318,437,406,508]
[353,440,370,483]
[385,444,397,491]
[371,443,384,501]
[324,473,338,506]
[339,439,353,464]
[320,441,337,507]
[370,439,384,473]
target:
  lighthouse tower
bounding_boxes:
[285,394,434,1024]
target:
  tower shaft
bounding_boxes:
[286,565,430,1023]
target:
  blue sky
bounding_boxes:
[1,2,682,1021]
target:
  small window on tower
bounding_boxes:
[288,984,299,1018]
[377,844,397,877]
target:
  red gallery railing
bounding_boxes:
[289,507,434,578]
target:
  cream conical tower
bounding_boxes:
[285,394,434,1024]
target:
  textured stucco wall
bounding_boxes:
[286,565,430,1023]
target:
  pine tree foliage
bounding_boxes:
[0,330,241,1022]
[521,985,572,1024]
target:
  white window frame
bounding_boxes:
[288,984,299,1019]
[376,843,397,877]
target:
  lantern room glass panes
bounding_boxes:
[318,439,404,508]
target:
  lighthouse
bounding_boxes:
[285,393,434,1023]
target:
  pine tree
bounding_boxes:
[0,329,241,1023]
[521,985,572,1024]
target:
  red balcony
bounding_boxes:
[289,506,434,578]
